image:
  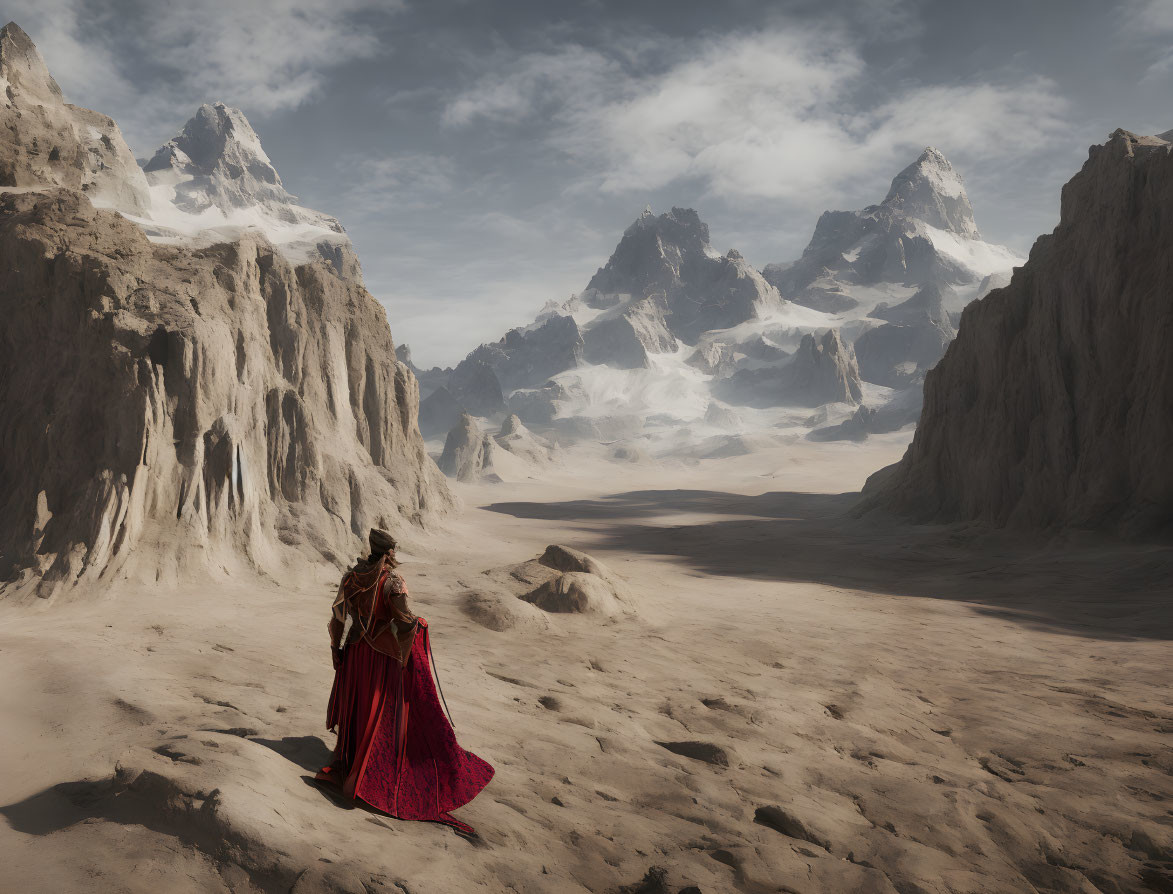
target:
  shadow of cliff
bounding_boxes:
[486,490,1173,641]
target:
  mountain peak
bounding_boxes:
[145,102,275,180]
[0,21,63,104]
[882,146,978,238]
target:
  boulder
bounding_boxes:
[522,572,626,616]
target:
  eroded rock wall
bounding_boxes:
[0,189,451,597]
[863,130,1173,534]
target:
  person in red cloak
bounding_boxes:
[315,528,493,834]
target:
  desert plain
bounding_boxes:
[1,434,1169,894]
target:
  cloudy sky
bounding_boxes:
[7,0,1173,364]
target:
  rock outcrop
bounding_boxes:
[437,413,557,482]
[438,414,492,482]
[717,330,863,408]
[582,296,677,369]
[458,314,583,393]
[0,190,451,598]
[0,26,450,598]
[0,23,150,214]
[495,415,558,466]
[854,286,956,389]
[862,129,1173,534]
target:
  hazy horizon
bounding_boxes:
[9,0,1173,364]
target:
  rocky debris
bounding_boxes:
[583,206,783,343]
[538,544,609,575]
[460,585,553,633]
[437,414,558,483]
[764,147,1020,311]
[717,329,863,408]
[473,545,635,620]
[863,129,1173,533]
[0,23,150,214]
[0,189,451,598]
[140,102,362,282]
[502,545,634,617]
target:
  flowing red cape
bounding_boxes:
[317,619,494,833]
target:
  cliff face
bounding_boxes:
[863,130,1173,534]
[0,189,451,598]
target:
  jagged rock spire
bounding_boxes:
[882,146,979,238]
[0,22,62,104]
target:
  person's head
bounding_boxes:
[368,528,399,566]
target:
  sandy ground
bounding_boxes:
[1,433,1171,894]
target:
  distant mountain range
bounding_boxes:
[408,147,1023,470]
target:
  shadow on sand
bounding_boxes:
[487,489,1173,640]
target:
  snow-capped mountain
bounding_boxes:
[134,103,361,281]
[416,149,1020,468]
[416,206,863,461]
[764,147,1021,316]
[579,206,784,348]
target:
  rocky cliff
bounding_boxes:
[0,28,451,598]
[0,23,150,214]
[0,189,450,598]
[862,130,1173,534]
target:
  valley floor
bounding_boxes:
[1,434,1170,894]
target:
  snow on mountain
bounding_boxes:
[416,206,865,458]
[131,102,362,282]
[415,149,1021,465]
[764,147,1023,317]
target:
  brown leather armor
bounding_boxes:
[331,556,418,663]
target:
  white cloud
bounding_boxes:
[2,0,399,151]
[443,27,1069,207]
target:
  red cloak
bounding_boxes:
[317,618,494,833]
